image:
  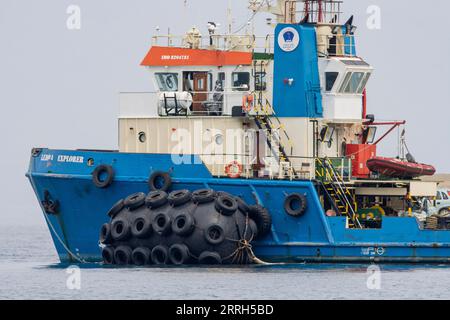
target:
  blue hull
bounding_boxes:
[27,149,450,263]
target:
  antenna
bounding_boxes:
[227,0,233,34]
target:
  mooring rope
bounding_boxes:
[43,212,88,264]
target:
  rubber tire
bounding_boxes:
[172,212,195,236]
[284,193,308,217]
[107,199,124,219]
[168,190,192,207]
[249,205,272,239]
[152,212,172,236]
[215,195,238,216]
[439,208,450,216]
[124,192,146,211]
[114,246,133,265]
[169,244,190,265]
[151,245,169,265]
[149,171,172,191]
[145,190,168,209]
[131,215,153,239]
[204,224,226,245]
[132,247,151,266]
[92,165,115,189]
[100,223,113,244]
[111,218,131,241]
[198,251,222,265]
[102,246,115,265]
[235,197,250,214]
[192,189,216,204]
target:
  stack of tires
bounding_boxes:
[100,189,272,266]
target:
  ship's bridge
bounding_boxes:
[319,57,373,120]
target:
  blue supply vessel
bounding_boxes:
[27,0,450,265]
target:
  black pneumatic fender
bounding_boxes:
[284,193,308,217]
[92,164,115,189]
[235,197,250,214]
[148,171,172,191]
[248,205,272,238]
[100,187,265,266]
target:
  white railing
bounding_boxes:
[119,90,253,118]
[202,155,316,181]
[151,34,275,54]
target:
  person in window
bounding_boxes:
[206,80,223,116]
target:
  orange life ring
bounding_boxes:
[242,94,254,112]
[225,161,243,179]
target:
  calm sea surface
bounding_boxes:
[1,222,450,300]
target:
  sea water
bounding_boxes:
[1,222,450,300]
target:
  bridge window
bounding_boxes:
[232,72,250,91]
[325,72,339,92]
[155,73,179,92]
[357,73,371,94]
[339,72,365,94]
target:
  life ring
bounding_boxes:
[242,94,254,112]
[225,161,243,179]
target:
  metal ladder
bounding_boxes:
[252,96,297,177]
[316,158,362,229]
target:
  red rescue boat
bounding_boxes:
[367,157,436,178]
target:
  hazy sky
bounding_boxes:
[1,0,449,225]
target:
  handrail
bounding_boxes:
[151,34,275,53]
[317,157,362,228]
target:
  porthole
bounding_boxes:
[214,134,224,146]
[87,158,95,167]
[138,132,147,143]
